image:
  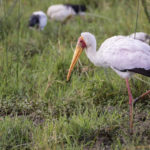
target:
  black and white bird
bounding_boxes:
[129,32,150,45]
[67,32,150,132]
[47,4,86,22]
[29,11,47,30]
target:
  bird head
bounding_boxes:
[67,32,96,81]
[67,34,88,81]
[29,15,39,27]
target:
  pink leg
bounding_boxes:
[125,78,133,133]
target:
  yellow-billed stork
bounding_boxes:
[29,11,47,30]
[67,32,150,132]
[47,4,86,22]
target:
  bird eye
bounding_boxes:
[79,39,86,48]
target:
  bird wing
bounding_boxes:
[39,16,47,29]
[50,9,74,21]
[47,5,65,14]
[99,36,150,71]
[47,5,75,21]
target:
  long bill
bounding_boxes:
[67,44,83,81]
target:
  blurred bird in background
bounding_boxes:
[47,4,86,23]
[29,11,47,30]
[128,32,150,45]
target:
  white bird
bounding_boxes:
[29,11,47,30]
[128,32,150,45]
[67,32,150,132]
[47,4,86,22]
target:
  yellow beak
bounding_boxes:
[67,42,84,81]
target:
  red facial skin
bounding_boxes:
[78,37,87,49]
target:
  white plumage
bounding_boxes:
[128,32,150,45]
[29,11,47,30]
[80,33,150,78]
[47,4,86,22]
[95,35,150,78]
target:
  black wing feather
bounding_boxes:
[120,68,150,77]
[64,4,86,14]
[29,15,39,27]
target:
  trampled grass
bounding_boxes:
[0,0,150,149]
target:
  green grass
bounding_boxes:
[0,0,150,149]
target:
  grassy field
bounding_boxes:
[0,0,150,149]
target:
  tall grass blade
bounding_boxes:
[16,0,21,89]
[133,0,140,38]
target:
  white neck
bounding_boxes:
[81,32,107,67]
[84,39,100,66]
